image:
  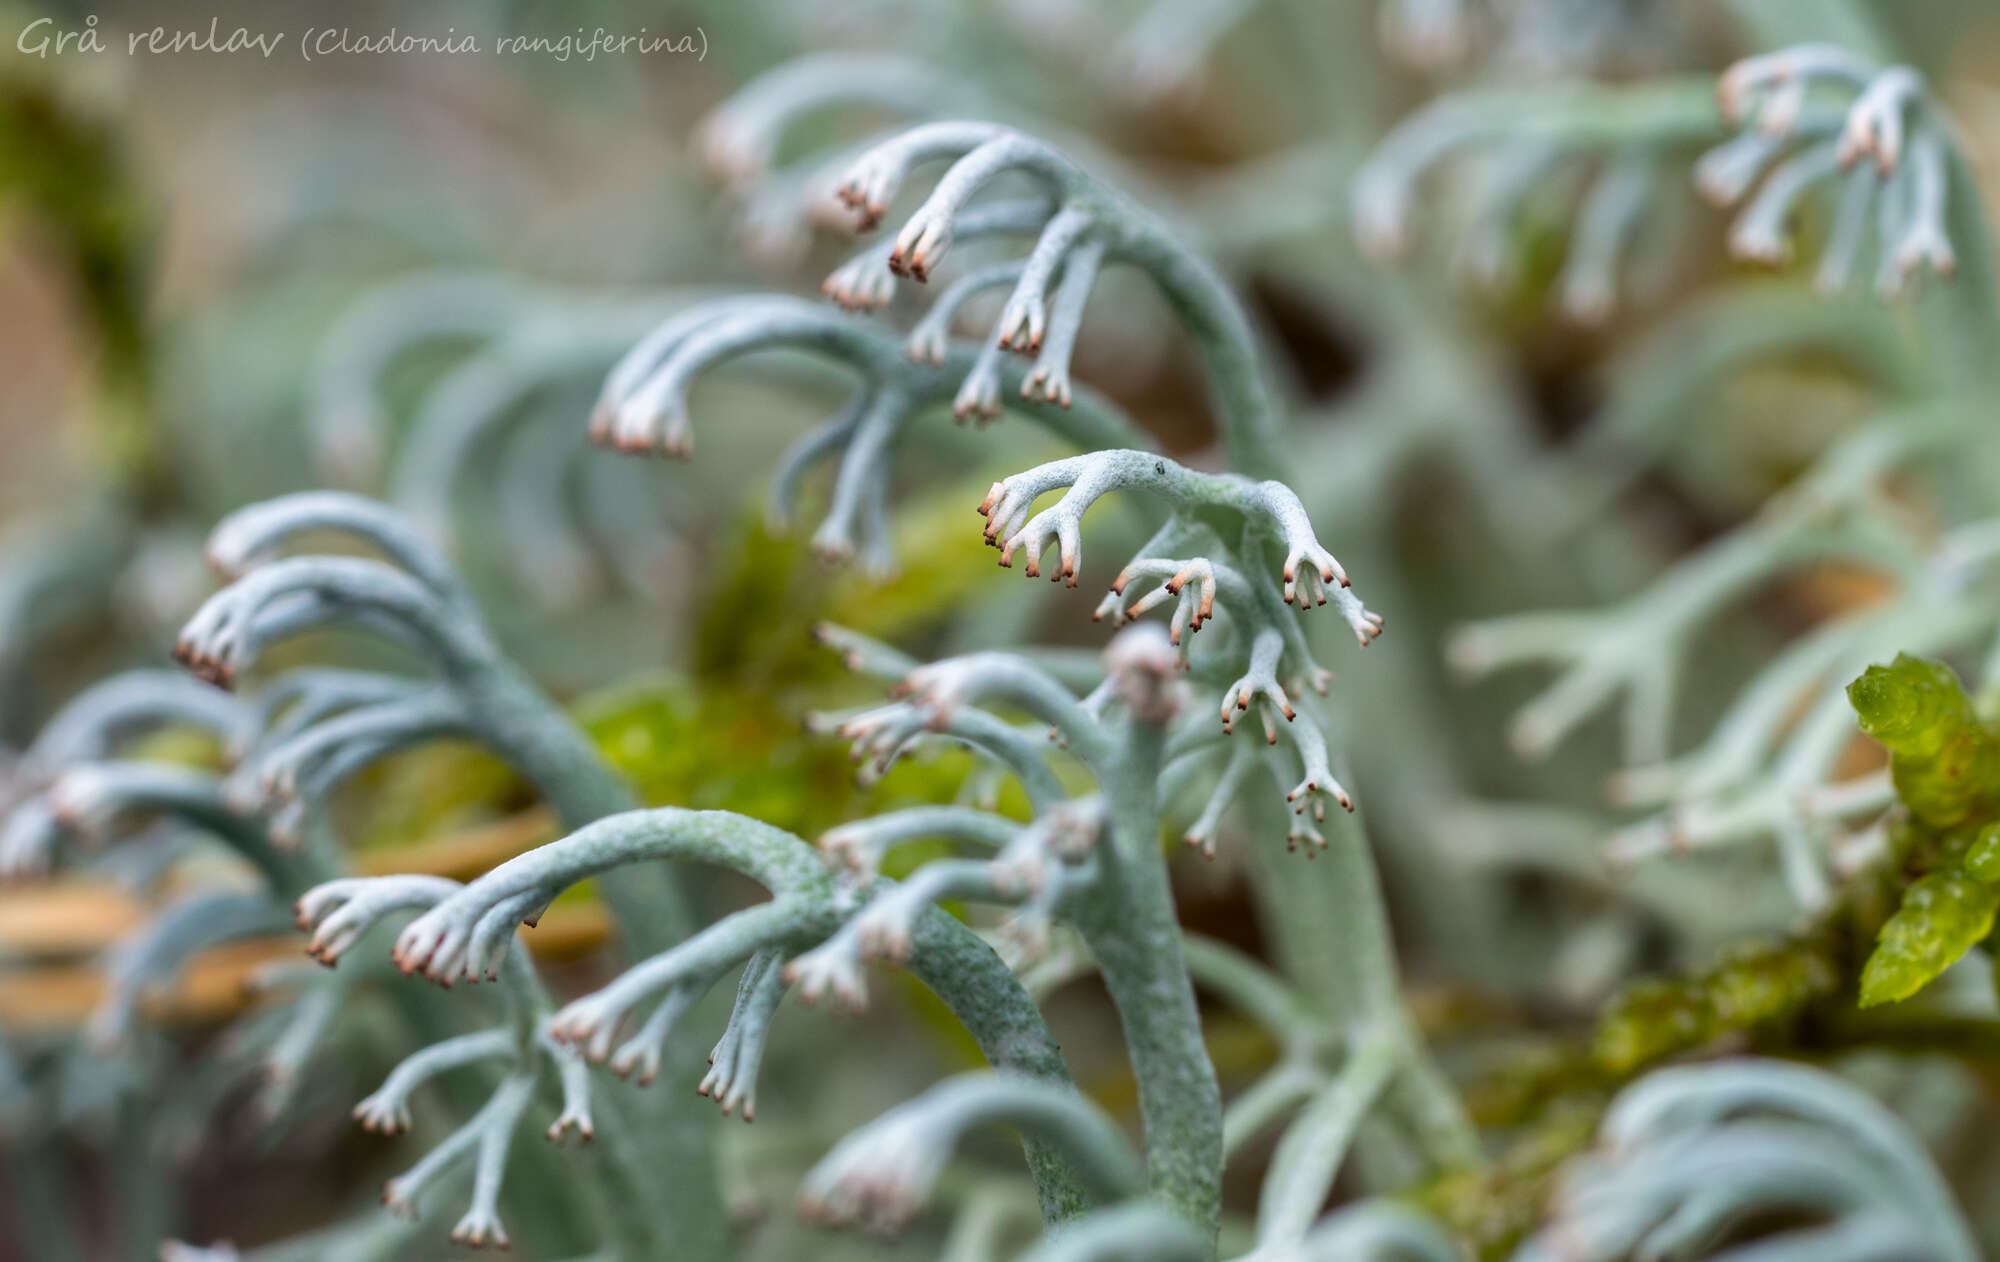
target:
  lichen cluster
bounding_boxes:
[3,4,2000,1261]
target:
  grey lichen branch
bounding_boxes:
[591,293,1149,571]
[176,490,520,691]
[380,1070,535,1249]
[820,695,1067,808]
[695,53,956,198]
[1447,437,1929,768]
[177,492,657,841]
[1599,1059,1979,1260]
[816,805,1021,882]
[1518,1059,1980,1262]
[350,1028,516,1136]
[175,555,482,690]
[307,273,696,609]
[796,1073,1144,1235]
[224,682,470,851]
[978,451,1357,620]
[297,874,464,968]
[0,670,255,878]
[1236,1201,1464,1262]
[387,811,822,989]
[361,805,1096,1226]
[1354,77,1721,320]
[696,949,786,1120]
[1706,48,1964,297]
[690,53,964,266]
[203,491,469,598]
[6,669,247,792]
[306,271,534,485]
[789,799,1106,1005]
[824,198,1054,314]
[39,759,293,888]
[1600,593,1971,908]
[295,873,607,1249]
[895,650,1115,770]
[547,900,806,1064]
[833,121,1286,472]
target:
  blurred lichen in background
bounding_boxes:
[4,1,2000,1260]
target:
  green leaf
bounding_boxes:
[1964,822,2000,883]
[1858,870,2000,1008]
[1848,653,1970,758]
[1848,654,2000,828]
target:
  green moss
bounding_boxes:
[1849,653,1972,758]
[1591,936,1842,1075]
[1849,654,2000,829]
[1858,870,2000,1008]
[349,742,526,850]
[1963,822,2000,883]
[1592,977,1713,1075]
[1844,656,2000,1006]
[1706,938,1839,1027]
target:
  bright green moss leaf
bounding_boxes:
[1848,654,2000,828]
[1893,727,2000,832]
[1849,653,1971,757]
[1964,822,2000,883]
[1858,870,2000,1007]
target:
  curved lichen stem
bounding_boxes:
[832,122,1288,473]
[180,493,729,1257]
[1114,218,1289,476]
[1924,140,2000,387]
[391,807,1102,1225]
[1240,796,1479,1177]
[1068,709,1225,1239]
[799,1073,1144,1233]
[45,760,313,892]
[1255,1034,1400,1247]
